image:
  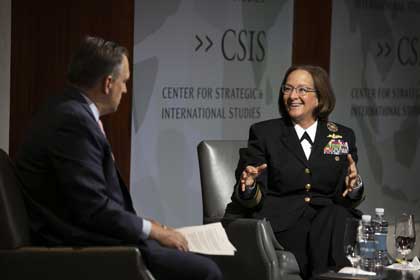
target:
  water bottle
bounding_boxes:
[359,214,376,271]
[372,208,390,269]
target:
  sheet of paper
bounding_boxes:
[176,222,236,255]
[338,267,376,276]
[387,257,420,271]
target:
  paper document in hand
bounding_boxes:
[176,222,236,255]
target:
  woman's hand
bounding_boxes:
[240,164,267,192]
[343,154,358,197]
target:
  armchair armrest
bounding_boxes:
[216,218,301,280]
[227,218,280,279]
[262,219,284,250]
[0,246,154,280]
[261,219,300,275]
[207,218,278,280]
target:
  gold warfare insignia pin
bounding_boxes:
[327,122,338,132]
[327,133,342,139]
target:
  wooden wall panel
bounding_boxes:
[10,0,134,185]
[292,0,332,73]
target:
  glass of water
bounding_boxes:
[395,213,416,268]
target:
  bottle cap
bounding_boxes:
[362,214,371,222]
[375,208,384,215]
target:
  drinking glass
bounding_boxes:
[395,213,416,267]
[344,217,361,275]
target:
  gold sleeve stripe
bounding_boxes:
[240,184,262,208]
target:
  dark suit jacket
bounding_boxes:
[15,86,144,246]
[229,118,363,232]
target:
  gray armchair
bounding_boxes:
[197,140,302,280]
[0,149,155,280]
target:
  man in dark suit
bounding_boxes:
[229,65,364,279]
[15,36,222,280]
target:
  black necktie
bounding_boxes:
[300,131,313,146]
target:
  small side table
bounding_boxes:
[316,269,418,280]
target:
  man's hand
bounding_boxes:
[343,154,358,197]
[149,222,189,252]
[240,164,267,192]
[149,218,173,230]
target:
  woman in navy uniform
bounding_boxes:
[230,65,364,279]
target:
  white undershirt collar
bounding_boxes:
[80,93,100,122]
[294,120,318,143]
[294,120,318,160]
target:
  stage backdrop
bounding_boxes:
[131,0,293,226]
[330,0,420,220]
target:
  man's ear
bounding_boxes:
[103,75,113,95]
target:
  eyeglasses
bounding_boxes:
[281,85,318,96]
